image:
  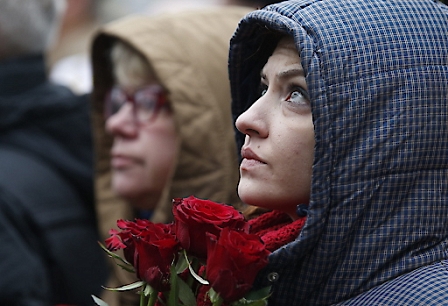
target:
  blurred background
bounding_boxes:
[46,0,263,95]
[46,0,448,96]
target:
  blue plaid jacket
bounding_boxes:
[229,0,448,305]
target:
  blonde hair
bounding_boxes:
[110,40,155,88]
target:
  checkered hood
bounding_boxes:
[229,0,448,304]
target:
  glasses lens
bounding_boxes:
[105,87,127,118]
[104,85,167,123]
[134,90,157,118]
[134,86,166,122]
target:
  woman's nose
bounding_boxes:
[235,97,269,138]
[105,103,138,138]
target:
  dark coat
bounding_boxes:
[229,0,448,305]
[0,55,108,306]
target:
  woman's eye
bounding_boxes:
[286,88,309,104]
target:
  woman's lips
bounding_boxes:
[111,155,135,169]
[240,158,265,170]
[240,147,266,170]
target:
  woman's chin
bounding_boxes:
[112,176,144,200]
[238,189,270,210]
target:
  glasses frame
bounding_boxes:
[104,84,168,125]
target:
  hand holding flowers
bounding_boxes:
[94,196,271,306]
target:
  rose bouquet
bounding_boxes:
[93,196,271,306]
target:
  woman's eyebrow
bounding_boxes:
[260,67,304,81]
[277,68,304,80]
[260,66,304,82]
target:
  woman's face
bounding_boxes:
[105,74,179,210]
[235,36,315,219]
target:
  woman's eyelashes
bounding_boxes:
[286,86,310,105]
[257,83,309,105]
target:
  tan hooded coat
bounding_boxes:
[90,6,251,305]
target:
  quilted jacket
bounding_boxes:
[90,6,250,306]
[229,0,448,305]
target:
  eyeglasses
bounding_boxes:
[104,85,168,124]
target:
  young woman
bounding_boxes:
[229,0,448,304]
[90,6,251,305]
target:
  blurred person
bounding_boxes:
[0,0,109,305]
[90,6,251,306]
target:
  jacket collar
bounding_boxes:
[0,54,47,96]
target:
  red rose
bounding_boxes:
[105,228,126,251]
[205,227,270,303]
[172,196,248,259]
[106,219,158,264]
[133,222,179,292]
[105,219,178,291]
[105,219,151,253]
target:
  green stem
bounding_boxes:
[147,290,158,306]
[140,288,146,306]
[209,288,223,306]
[212,296,224,306]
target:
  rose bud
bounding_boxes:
[133,222,180,292]
[205,227,270,302]
[172,196,248,259]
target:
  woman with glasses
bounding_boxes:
[90,6,250,305]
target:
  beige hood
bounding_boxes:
[90,7,250,303]
[91,5,251,233]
